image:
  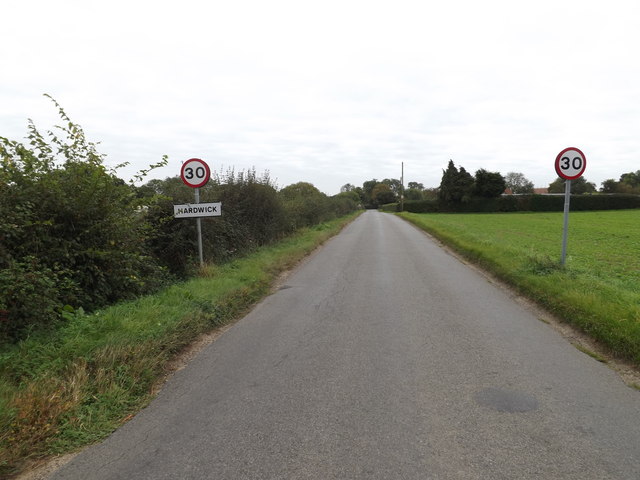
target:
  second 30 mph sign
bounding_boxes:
[555,147,587,265]
[555,147,586,180]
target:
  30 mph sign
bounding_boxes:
[555,147,586,180]
[180,158,211,188]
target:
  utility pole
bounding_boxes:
[400,162,404,212]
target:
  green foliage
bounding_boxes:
[599,171,640,194]
[362,179,379,202]
[380,178,402,197]
[505,172,534,194]
[455,167,475,202]
[548,176,596,194]
[438,160,474,203]
[473,169,506,198]
[600,179,619,193]
[218,170,288,247]
[360,180,400,208]
[439,162,504,203]
[401,199,441,213]
[1,97,359,339]
[280,181,331,229]
[1,96,167,340]
[620,170,640,188]
[401,194,640,213]
[143,169,288,276]
[331,191,361,215]
[0,258,71,338]
[371,183,396,205]
[143,175,359,277]
[404,189,421,201]
[524,254,564,275]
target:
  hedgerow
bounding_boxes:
[1,98,359,341]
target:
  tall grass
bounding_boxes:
[0,213,360,476]
[399,210,640,364]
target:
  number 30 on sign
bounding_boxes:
[180,158,211,188]
[555,147,586,180]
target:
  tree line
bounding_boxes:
[343,160,510,209]
[347,161,640,210]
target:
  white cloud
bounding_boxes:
[2,0,639,194]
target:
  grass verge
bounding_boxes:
[0,212,360,477]
[398,210,640,367]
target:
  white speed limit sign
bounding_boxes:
[555,147,586,180]
[180,158,211,188]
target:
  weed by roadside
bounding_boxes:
[523,254,564,276]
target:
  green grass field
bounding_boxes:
[399,210,640,364]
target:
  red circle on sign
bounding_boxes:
[555,147,586,180]
[180,158,211,188]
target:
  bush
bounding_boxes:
[280,182,332,229]
[329,192,360,216]
[143,169,289,276]
[1,97,167,340]
[0,258,72,339]
[1,98,360,338]
[142,173,360,277]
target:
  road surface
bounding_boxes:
[51,211,640,479]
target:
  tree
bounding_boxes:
[279,181,322,200]
[371,183,396,205]
[620,170,640,189]
[438,160,459,203]
[600,179,619,193]
[404,181,425,200]
[331,191,360,215]
[439,161,475,203]
[381,178,402,197]
[474,169,506,198]
[362,179,379,208]
[599,171,640,194]
[505,172,534,194]
[404,188,424,201]
[455,167,475,202]
[548,176,596,194]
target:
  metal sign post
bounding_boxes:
[195,187,204,267]
[178,158,212,268]
[561,179,572,265]
[554,147,586,266]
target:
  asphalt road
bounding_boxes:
[51,211,640,479]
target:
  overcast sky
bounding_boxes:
[3,0,639,194]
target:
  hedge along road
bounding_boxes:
[50,211,640,480]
